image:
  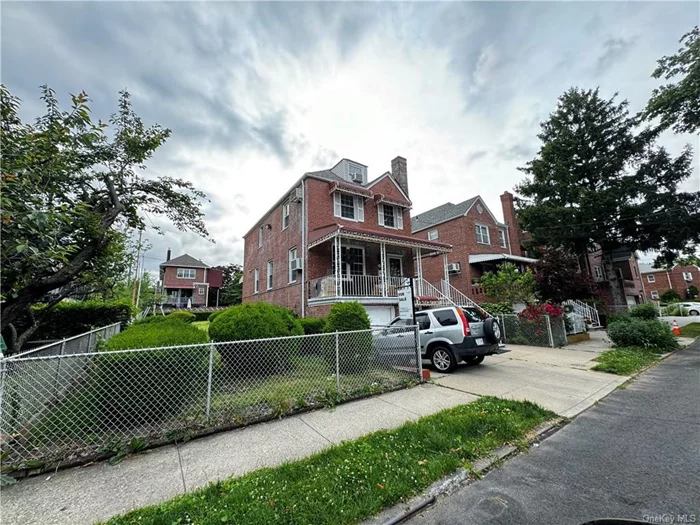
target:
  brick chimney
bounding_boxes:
[391,156,409,197]
[500,192,522,256]
[166,248,171,261]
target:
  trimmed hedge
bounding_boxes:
[208,309,229,323]
[325,302,372,373]
[105,317,208,350]
[167,311,196,324]
[32,300,134,340]
[629,303,658,321]
[325,302,371,333]
[607,318,678,351]
[299,317,327,335]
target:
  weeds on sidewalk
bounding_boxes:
[592,346,661,376]
[103,398,554,525]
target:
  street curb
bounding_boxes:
[362,417,566,525]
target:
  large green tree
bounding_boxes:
[645,26,700,134]
[1,86,209,350]
[516,88,698,307]
[213,263,243,306]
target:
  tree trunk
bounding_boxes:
[602,251,626,312]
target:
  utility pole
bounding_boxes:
[131,229,143,306]
[135,254,145,310]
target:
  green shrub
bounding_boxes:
[189,311,214,322]
[607,318,678,351]
[208,309,228,322]
[629,303,658,321]
[208,303,303,374]
[167,311,196,324]
[105,318,208,350]
[659,289,681,303]
[299,317,327,335]
[325,302,371,332]
[32,300,134,340]
[324,302,372,373]
[479,302,515,315]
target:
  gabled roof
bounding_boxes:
[638,263,657,274]
[366,171,411,204]
[160,254,209,268]
[411,197,478,232]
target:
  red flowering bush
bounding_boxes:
[518,303,564,323]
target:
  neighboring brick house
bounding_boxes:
[585,247,644,311]
[410,191,534,303]
[242,156,451,325]
[639,263,700,301]
[159,251,223,308]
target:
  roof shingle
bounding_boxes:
[160,254,209,268]
[411,197,478,232]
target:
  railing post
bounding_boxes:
[205,343,215,421]
[415,325,423,381]
[335,332,340,392]
[546,316,554,348]
[500,315,506,342]
[53,341,66,398]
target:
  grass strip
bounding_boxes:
[680,322,700,339]
[103,397,554,525]
[592,346,661,376]
[191,321,210,332]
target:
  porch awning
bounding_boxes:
[308,223,451,253]
[469,253,538,264]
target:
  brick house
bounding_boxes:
[410,191,535,303]
[159,251,223,308]
[242,156,452,325]
[584,247,644,311]
[639,263,700,301]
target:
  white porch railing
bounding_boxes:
[413,279,454,307]
[309,275,406,299]
[563,299,601,327]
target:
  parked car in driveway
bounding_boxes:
[678,302,700,315]
[379,306,503,373]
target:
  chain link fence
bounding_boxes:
[497,314,567,348]
[0,326,420,471]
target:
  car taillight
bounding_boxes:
[457,309,471,337]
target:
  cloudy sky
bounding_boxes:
[3,1,698,274]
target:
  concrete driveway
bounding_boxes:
[431,333,629,418]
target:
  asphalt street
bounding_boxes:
[410,340,700,525]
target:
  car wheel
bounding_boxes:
[690,309,699,316]
[464,356,485,365]
[430,346,457,373]
[483,318,502,344]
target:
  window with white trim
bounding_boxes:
[594,266,603,279]
[177,268,196,279]
[498,229,507,248]
[253,268,259,294]
[198,287,205,295]
[683,271,693,281]
[288,247,299,283]
[333,192,364,222]
[475,224,490,244]
[266,260,274,290]
[647,275,656,283]
[378,203,403,229]
[258,226,263,248]
[282,203,290,230]
[348,164,363,183]
[428,229,438,241]
[650,291,659,299]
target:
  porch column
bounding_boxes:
[443,253,450,285]
[334,235,342,297]
[380,241,388,297]
[415,248,423,296]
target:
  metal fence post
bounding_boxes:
[53,341,66,397]
[335,332,340,392]
[500,315,506,342]
[205,344,214,421]
[415,325,423,381]
[546,316,554,348]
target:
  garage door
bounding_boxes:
[365,306,395,326]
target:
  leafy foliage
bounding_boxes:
[212,263,243,306]
[533,247,595,304]
[645,26,700,134]
[208,309,228,323]
[167,311,196,324]
[477,302,515,315]
[105,317,208,350]
[686,285,699,299]
[479,263,536,304]
[660,289,682,303]
[325,302,371,332]
[607,318,678,351]
[299,317,327,335]
[628,303,659,321]
[29,299,134,341]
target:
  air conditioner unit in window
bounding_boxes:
[684,273,693,281]
[352,173,363,183]
[290,187,303,202]
[447,262,461,274]
[290,258,303,272]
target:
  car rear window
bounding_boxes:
[433,309,459,326]
[460,308,483,323]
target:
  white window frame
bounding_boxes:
[378,203,404,230]
[198,287,205,296]
[498,229,507,248]
[594,266,603,279]
[253,268,260,294]
[282,203,290,230]
[647,275,655,283]
[475,224,490,245]
[650,291,659,299]
[428,229,439,241]
[288,247,299,283]
[387,255,403,278]
[258,226,263,248]
[266,260,274,290]
[683,271,693,281]
[332,245,366,276]
[333,192,364,222]
[348,163,363,183]
[176,268,196,279]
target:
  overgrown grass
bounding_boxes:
[592,347,661,376]
[680,322,700,339]
[191,321,210,332]
[103,398,554,525]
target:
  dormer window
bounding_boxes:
[348,164,364,183]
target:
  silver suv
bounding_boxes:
[388,306,503,373]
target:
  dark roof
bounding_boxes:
[160,254,209,268]
[305,170,345,183]
[411,197,478,232]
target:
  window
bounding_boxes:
[266,260,273,290]
[416,313,430,331]
[177,268,196,279]
[258,226,263,248]
[198,287,205,295]
[332,246,365,276]
[633,265,638,277]
[650,291,659,299]
[475,224,490,244]
[388,256,403,278]
[282,203,290,230]
[460,307,483,323]
[647,275,656,283]
[348,164,363,182]
[428,229,438,241]
[498,229,507,248]
[333,192,364,222]
[253,268,259,294]
[378,204,404,229]
[683,272,693,281]
[433,309,459,326]
[594,266,603,279]
[288,247,299,283]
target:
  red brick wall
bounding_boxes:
[500,191,523,256]
[162,266,207,288]
[642,265,700,300]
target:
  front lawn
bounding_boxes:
[192,320,210,332]
[103,398,554,525]
[592,347,661,376]
[680,322,700,339]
